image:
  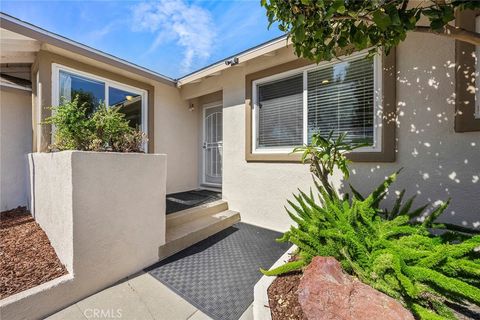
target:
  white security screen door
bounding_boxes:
[203,105,223,186]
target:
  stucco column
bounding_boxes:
[32,50,53,152]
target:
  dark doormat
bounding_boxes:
[166,190,222,214]
[146,222,291,320]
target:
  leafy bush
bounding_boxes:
[45,96,146,153]
[261,1,480,64]
[262,172,480,319]
[262,131,480,319]
[44,96,94,151]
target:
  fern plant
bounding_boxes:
[261,171,480,319]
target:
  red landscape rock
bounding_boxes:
[297,256,414,320]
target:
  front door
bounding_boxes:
[203,105,223,187]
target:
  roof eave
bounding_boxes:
[0,12,176,87]
[176,35,289,87]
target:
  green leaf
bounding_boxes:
[373,10,392,31]
[295,26,305,42]
[261,259,306,276]
[430,19,445,31]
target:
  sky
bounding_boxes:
[1,0,283,78]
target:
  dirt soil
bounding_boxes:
[0,207,67,299]
[268,271,307,320]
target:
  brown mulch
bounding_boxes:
[268,271,307,320]
[0,207,67,299]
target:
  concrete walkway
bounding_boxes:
[46,272,254,320]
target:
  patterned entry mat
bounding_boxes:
[166,189,221,214]
[146,223,291,320]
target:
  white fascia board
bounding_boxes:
[0,13,176,86]
[177,36,289,87]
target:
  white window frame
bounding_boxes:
[252,50,383,154]
[51,63,148,151]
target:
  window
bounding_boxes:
[454,9,480,132]
[252,51,381,153]
[108,87,142,128]
[52,64,147,132]
[476,15,480,119]
[59,70,105,114]
[257,74,303,148]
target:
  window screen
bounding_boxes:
[257,74,303,148]
[307,57,374,144]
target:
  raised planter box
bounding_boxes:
[253,245,297,320]
[0,151,167,320]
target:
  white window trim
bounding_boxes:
[36,71,42,151]
[251,50,383,154]
[51,63,148,152]
[475,15,480,119]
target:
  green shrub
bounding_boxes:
[263,131,480,319]
[44,96,146,153]
[44,96,94,151]
[293,131,368,199]
[262,172,480,319]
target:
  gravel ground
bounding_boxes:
[0,207,67,299]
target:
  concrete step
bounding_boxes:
[166,199,228,228]
[159,209,241,260]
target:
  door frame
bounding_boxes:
[201,102,223,188]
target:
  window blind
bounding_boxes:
[257,74,303,148]
[307,57,375,144]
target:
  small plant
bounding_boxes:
[44,95,147,153]
[44,96,94,151]
[293,131,368,199]
[262,172,480,319]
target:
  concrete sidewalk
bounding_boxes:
[46,272,254,320]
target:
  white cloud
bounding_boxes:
[86,21,118,42]
[132,0,216,73]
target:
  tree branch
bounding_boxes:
[331,15,373,23]
[414,25,480,46]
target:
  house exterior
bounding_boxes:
[1,10,479,234]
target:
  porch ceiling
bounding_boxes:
[0,28,40,64]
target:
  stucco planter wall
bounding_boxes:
[253,245,297,320]
[0,151,167,320]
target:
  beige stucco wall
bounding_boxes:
[27,152,74,272]
[154,83,199,193]
[0,151,167,320]
[181,34,480,232]
[0,87,32,211]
